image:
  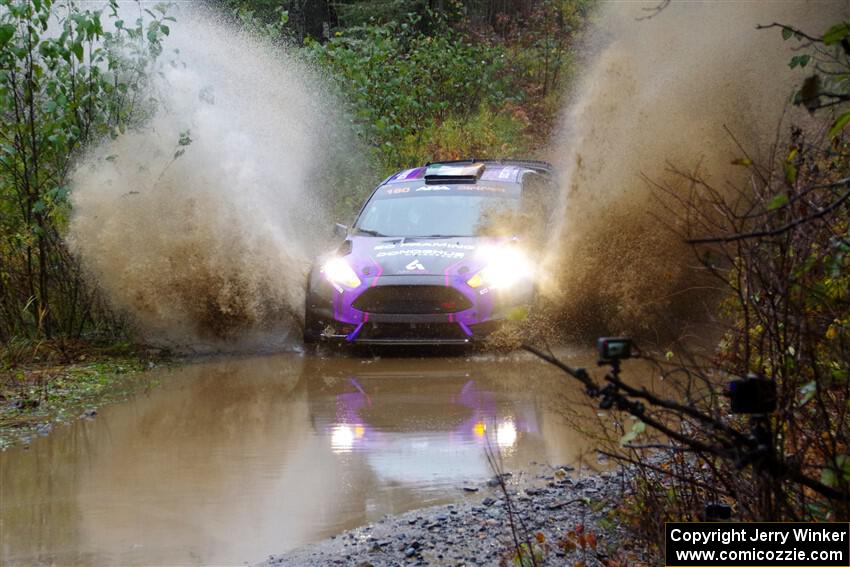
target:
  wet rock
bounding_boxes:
[13,399,39,410]
[546,499,577,510]
[257,467,643,567]
[462,486,478,493]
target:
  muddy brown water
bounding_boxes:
[0,350,653,566]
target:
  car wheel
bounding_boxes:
[303,304,322,345]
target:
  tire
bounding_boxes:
[303,304,322,344]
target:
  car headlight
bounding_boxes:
[467,245,534,289]
[322,257,361,289]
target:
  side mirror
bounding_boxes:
[333,223,348,238]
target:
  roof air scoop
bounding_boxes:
[424,162,485,185]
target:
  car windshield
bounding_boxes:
[355,187,520,238]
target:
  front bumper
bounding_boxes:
[311,317,504,345]
[305,275,530,345]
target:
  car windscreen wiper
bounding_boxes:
[355,228,387,237]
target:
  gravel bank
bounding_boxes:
[260,464,644,566]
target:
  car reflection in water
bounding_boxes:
[310,361,542,486]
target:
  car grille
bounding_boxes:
[359,322,469,341]
[352,285,472,314]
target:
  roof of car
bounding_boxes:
[383,159,553,185]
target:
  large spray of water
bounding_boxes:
[69,10,366,348]
[543,1,844,339]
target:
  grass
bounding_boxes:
[0,340,170,449]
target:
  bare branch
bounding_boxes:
[755,23,821,44]
[636,0,671,21]
[687,180,850,244]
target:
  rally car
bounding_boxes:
[303,159,557,345]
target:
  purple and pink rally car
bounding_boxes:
[304,159,557,345]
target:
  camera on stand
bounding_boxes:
[703,502,733,522]
[597,337,633,363]
[727,374,776,415]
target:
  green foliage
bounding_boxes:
[497,0,589,96]
[216,0,593,179]
[306,15,513,170]
[230,1,290,42]
[821,454,850,488]
[618,419,645,446]
[829,111,850,139]
[766,193,789,210]
[397,105,530,164]
[823,22,850,45]
[333,0,428,28]
[788,54,810,68]
[780,20,850,135]
[0,0,172,340]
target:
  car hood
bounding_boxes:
[343,235,500,279]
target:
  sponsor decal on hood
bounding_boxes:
[341,236,492,277]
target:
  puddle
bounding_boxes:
[1,350,629,565]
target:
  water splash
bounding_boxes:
[69,9,368,349]
[542,1,842,339]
